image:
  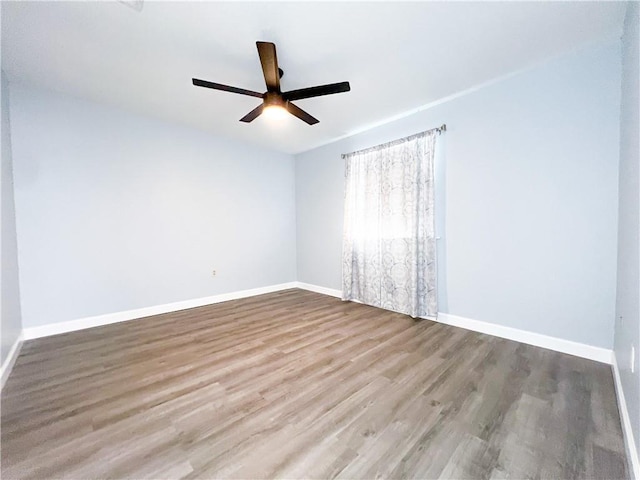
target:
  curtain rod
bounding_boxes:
[342,124,447,158]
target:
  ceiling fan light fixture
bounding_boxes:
[262,104,289,121]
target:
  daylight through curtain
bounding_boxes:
[342,130,437,318]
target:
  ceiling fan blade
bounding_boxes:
[286,102,319,125]
[192,78,263,98]
[256,41,281,92]
[282,82,350,102]
[239,104,264,123]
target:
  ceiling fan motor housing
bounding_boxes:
[264,91,286,108]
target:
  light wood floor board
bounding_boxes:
[0,289,629,479]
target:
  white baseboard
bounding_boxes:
[1,333,24,391]
[295,282,342,298]
[612,355,640,480]
[22,282,298,340]
[19,280,614,366]
[437,312,613,364]
[293,283,613,365]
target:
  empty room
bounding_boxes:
[1,1,639,479]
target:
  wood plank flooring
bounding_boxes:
[1,289,629,479]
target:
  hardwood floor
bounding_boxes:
[1,289,629,479]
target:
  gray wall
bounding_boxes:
[1,71,23,364]
[296,41,621,349]
[9,84,296,328]
[615,0,640,465]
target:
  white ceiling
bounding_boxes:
[1,1,627,154]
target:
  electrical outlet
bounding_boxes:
[631,345,635,374]
[212,270,217,277]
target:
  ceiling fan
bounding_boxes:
[192,41,351,125]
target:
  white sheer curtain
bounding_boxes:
[342,130,437,318]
